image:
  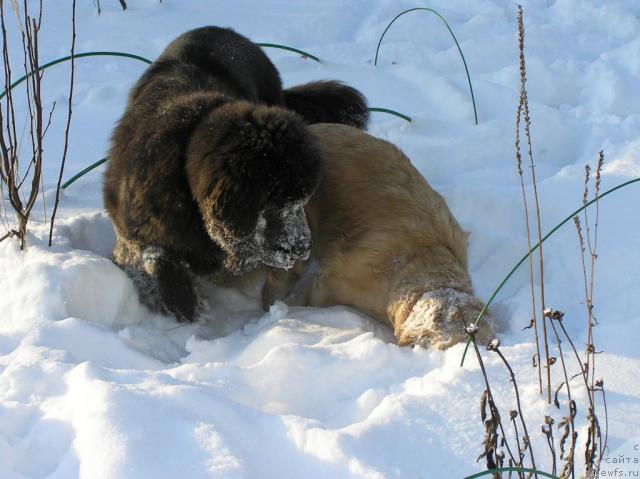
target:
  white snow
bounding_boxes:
[1,0,639,477]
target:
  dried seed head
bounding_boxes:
[545,415,555,426]
[548,357,557,366]
[509,410,518,420]
[574,215,586,253]
[466,323,479,336]
[487,338,501,351]
[543,308,564,321]
[583,164,591,205]
[596,151,605,195]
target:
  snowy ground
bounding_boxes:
[1,0,639,477]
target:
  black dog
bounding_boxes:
[103,26,368,321]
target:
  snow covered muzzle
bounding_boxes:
[211,200,312,274]
[259,200,312,268]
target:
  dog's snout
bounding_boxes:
[292,236,312,256]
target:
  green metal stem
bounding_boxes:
[459,176,640,367]
[374,7,478,125]
[0,51,152,100]
[368,107,411,122]
[257,43,320,62]
[61,157,108,190]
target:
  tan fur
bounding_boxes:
[262,123,493,349]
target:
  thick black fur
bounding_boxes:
[104,26,368,322]
[284,81,368,128]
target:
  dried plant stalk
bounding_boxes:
[572,152,609,477]
[546,309,576,479]
[516,4,551,403]
[471,8,609,479]
[541,415,557,476]
[594,381,608,473]
[488,339,538,475]
[586,154,604,391]
[514,42,542,397]
[468,326,523,478]
[583,153,606,478]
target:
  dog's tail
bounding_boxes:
[283,80,369,130]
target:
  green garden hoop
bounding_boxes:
[374,7,478,125]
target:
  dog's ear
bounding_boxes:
[186,101,321,234]
[283,80,369,129]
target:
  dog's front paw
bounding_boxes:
[138,246,199,322]
[396,288,494,350]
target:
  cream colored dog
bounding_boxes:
[262,123,493,349]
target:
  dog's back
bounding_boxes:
[307,123,469,272]
[263,124,491,349]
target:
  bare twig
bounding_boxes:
[48,0,76,246]
[0,0,65,248]
[0,228,17,243]
[0,0,41,249]
[16,101,53,191]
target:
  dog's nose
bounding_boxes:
[291,237,312,257]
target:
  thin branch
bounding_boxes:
[0,0,46,249]
[0,228,17,243]
[49,0,75,246]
